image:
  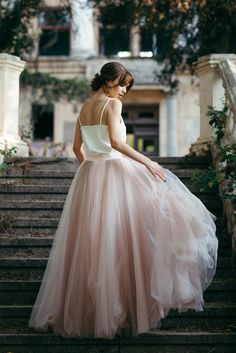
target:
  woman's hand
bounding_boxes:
[145,160,166,182]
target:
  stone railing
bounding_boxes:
[218,59,236,145]
[0,53,29,159]
[191,54,236,257]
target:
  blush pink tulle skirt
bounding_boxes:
[28,157,218,339]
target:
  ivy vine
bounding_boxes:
[192,103,236,202]
[20,70,91,106]
[207,104,228,144]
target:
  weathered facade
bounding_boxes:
[19,0,200,157]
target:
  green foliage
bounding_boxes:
[193,144,236,201]
[89,0,236,88]
[217,144,236,200]
[0,145,18,175]
[0,146,18,158]
[2,0,236,90]
[192,104,236,202]
[208,104,228,144]
[192,167,218,192]
[0,0,71,57]
[21,70,90,105]
[0,1,89,106]
[0,0,42,56]
[198,0,236,56]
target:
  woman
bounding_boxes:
[29,62,218,339]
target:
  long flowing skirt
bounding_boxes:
[28,157,218,339]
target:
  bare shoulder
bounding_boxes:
[107,98,122,125]
[78,99,94,122]
[80,98,92,113]
[108,98,122,111]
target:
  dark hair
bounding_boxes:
[91,62,134,93]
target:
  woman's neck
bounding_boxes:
[92,88,110,100]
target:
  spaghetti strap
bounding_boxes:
[99,98,111,125]
[77,115,81,127]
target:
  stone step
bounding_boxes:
[0,303,235,331]
[0,330,235,353]
[4,156,212,169]
[0,191,221,204]
[0,184,69,194]
[0,216,228,237]
[0,278,235,305]
[0,193,66,201]
[0,177,74,186]
[2,208,63,219]
[0,205,223,221]
[0,198,222,209]
[0,226,229,238]
[0,168,212,182]
[0,235,230,257]
[0,182,218,195]
[0,257,234,281]
[2,216,225,235]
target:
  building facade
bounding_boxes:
[19,0,200,157]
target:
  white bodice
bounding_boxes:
[79,99,127,161]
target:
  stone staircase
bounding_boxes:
[0,156,235,353]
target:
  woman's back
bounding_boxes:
[79,98,111,126]
[78,98,126,161]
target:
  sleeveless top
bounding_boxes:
[78,98,127,161]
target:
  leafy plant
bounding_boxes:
[192,167,218,193]
[207,104,228,144]
[192,104,236,202]
[0,146,18,158]
[0,144,18,175]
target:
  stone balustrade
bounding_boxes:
[218,59,236,145]
[190,54,236,153]
[0,53,29,158]
[191,54,236,257]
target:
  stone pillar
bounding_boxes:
[71,0,96,59]
[0,53,29,157]
[166,93,178,156]
[130,26,140,57]
[190,54,236,154]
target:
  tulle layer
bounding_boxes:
[28,157,218,339]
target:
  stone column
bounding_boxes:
[0,53,29,157]
[130,26,140,57]
[166,93,178,156]
[71,0,96,59]
[190,54,236,154]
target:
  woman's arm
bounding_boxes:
[73,118,85,163]
[107,99,166,181]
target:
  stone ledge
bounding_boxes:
[0,331,236,345]
[0,278,235,292]
[0,256,231,269]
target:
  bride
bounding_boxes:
[29,61,218,339]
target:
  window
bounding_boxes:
[100,26,130,56]
[140,28,157,57]
[99,4,130,56]
[122,104,159,155]
[32,104,54,140]
[38,8,70,56]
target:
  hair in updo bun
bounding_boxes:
[91,62,134,93]
[90,73,105,91]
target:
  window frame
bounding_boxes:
[38,6,71,58]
